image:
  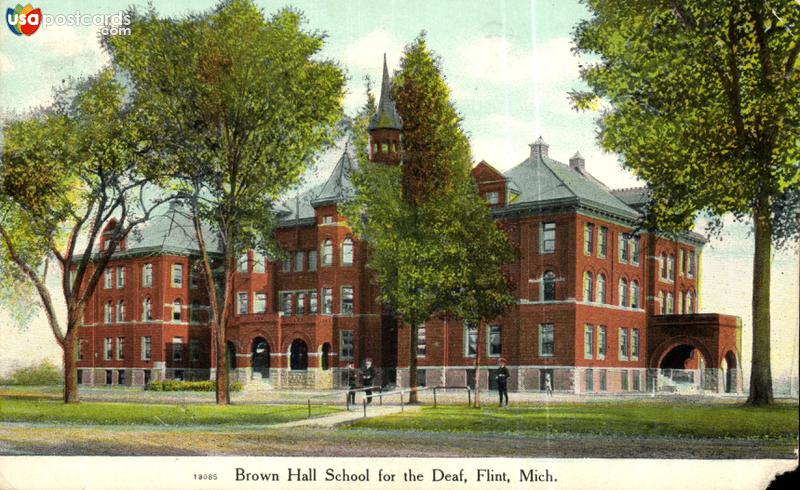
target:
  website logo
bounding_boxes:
[6,3,41,36]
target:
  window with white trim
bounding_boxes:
[688,250,696,277]
[583,271,594,302]
[104,301,113,324]
[667,254,675,280]
[666,292,674,313]
[631,237,640,264]
[584,223,594,255]
[539,324,554,357]
[541,222,556,253]
[488,325,502,357]
[542,271,556,301]
[104,269,112,289]
[619,328,629,360]
[296,293,306,316]
[598,326,607,359]
[631,328,640,360]
[416,325,426,357]
[340,286,354,315]
[342,238,354,266]
[171,264,183,287]
[253,252,266,273]
[308,250,317,271]
[116,337,125,360]
[238,252,249,272]
[116,300,125,322]
[254,293,266,314]
[237,292,248,315]
[282,257,291,272]
[104,338,112,360]
[143,297,152,321]
[340,330,354,359]
[280,292,292,315]
[598,226,608,258]
[596,274,606,304]
[686,291,694,313]
[630,280,640,309]
[172,337,183,361]
[464,321,477,357]
[584,325,594,360]
[619,233,630,262]
[322,288,333,314]
[309,291,318,314]
[322,239,333,266]
[619,279,629,307]
[295,251,304,272]
[172,299,182,322]
[142,264,153,288]
[141,336,151,361]
[485,191,499,205]
[116,266,125,288]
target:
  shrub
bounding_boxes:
[2,360,62,386]
[145,379,242,392]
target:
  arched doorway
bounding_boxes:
[290,339,308,371]
[251,337,270,379]
[722,351,738,393]
[658,344,708,392]
[320,343,331,370]
[226,342,237,372]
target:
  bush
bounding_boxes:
[1,360,62,386]
[145,379,242,392]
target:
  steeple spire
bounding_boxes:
[368,55,403,165]
[368,54,402,131]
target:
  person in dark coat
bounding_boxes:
[346,363,357,406]
[362,358,375,404]
[496,358,510,407]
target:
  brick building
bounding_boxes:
[75,59,742,394]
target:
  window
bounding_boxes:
[586,369,595,392]
[485,191,500,205]
[308,250,317,271]
[116,300,125,322]
[621,370,629,391]
[678,291,684,314]
[631,329,640,360]
[630,281,640,309]
[323,215,334,224]
[541,222,556,253]
[104,301,113,324]
[464,321,478,357]
[322,288,333,314]
[619,328,629,360]
[539,324,554,357]
[619,279,629,307]
[598,370,606,391]
[253,253,266,273]
[667,255,675,280]
[542,271,556,301]
[631,237,640,264]
[172,337,183,361]
[659,291,666,314]
[633,371,641,391]
[172,299,182,322]
[660,253,668,279]
[679,249,685,276]
[171,264,183,287]
[104,269,113,289]
[309,291,318,314]
[584,325,594,359]
[686,291,694,313]
[598,227,608,258]
[191,339,201,361]
[666,293,674,313]
[598,326,607,359]
[381,142,389,152]
[141,336,151,361]
[143,297,153,321]
[191,301,200,322]
[116,337,124,360]
[340,330,354,359]
[583,271,594,302]
[584,223,594,255]
[143,264,153,288]
[342,237,354,266]
[190,261,200,288]
[688,251,696,277]
[77,369,83,384]
[282,257,291,272]
[488,325,502,357]
[341,286,354,315]
[106,370,113,385]
[116,267,125,288]
[416,325,426,357]
[596,274,606,304]
[238,252,249,272]
[619,234,630,262]
[104,338,112,360]
[322,239,333,266]
[295,251,304,272]
[280,292,292,315]
[232,292,246,315]
[254,293,266,314]
[296,293,306,315]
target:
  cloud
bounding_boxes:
[0,53,13,75]
[341,30,403,73]
[31,24,109,61]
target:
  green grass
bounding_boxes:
[0,398,340,426]
[349,401,799,440]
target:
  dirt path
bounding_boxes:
[271,405,420,428]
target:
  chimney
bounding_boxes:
[529,136,549,160]
[569,151,585,171]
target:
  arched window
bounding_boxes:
[668,254,675,280]
[658,291,665,314]
[666,293,674,313]
[619,279,629,307]
[542,271,556,301]
[143,297,152,321]
[104,301,113,324]
[660,253,668,279]
[583,271,594,302]
[322,239,333,266]
[142,263,153,287]
[686,291,694,313]
[172,299,182,322]
[596,274,606,304]
[290,339,308,371]
[342,237,354,266]
[117,300,125,322]
[630,281,639,309]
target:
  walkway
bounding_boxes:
[272,404,420,429]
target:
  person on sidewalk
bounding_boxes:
[362,358,375,404]
[544,373,553,397]
[496,358,510,407]
[346,363,357,406]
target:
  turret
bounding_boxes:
[368,54,402,164]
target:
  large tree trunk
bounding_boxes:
[408,323,418,404]
[214,257,235,406]
[747,196,774,406]
[63,325,79,404]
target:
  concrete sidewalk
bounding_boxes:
[271,404,420,429]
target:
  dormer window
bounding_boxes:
[485,192,499,205]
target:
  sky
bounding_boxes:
[0,0,797,386]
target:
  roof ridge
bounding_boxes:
[538,155,578,199]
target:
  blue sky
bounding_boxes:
[0,0,797,382]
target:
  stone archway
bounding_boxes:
[721,350,738,393]
[251,337,270,379]
[650,338,713,392]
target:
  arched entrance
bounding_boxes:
[722,351,738,393]
[320,343,331,370]
[657,343,708,392]
[290,339,308,371]
[251,337,270,379]
[226,341,237,372]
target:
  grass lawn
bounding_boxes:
[0,398,339,426]
[348,401,799,440]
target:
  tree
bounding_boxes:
[347,35,514,404]
[105,0,345,404]
[0,70,165,403]
[572,0,799,405]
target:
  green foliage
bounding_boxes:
[145,379,242,392]
[1,360,62,386]
[572,0,800,238]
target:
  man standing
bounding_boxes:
[346,363,357,407]
[544,373,553,397]
[496,358,510,407]
[362,358,375,404]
